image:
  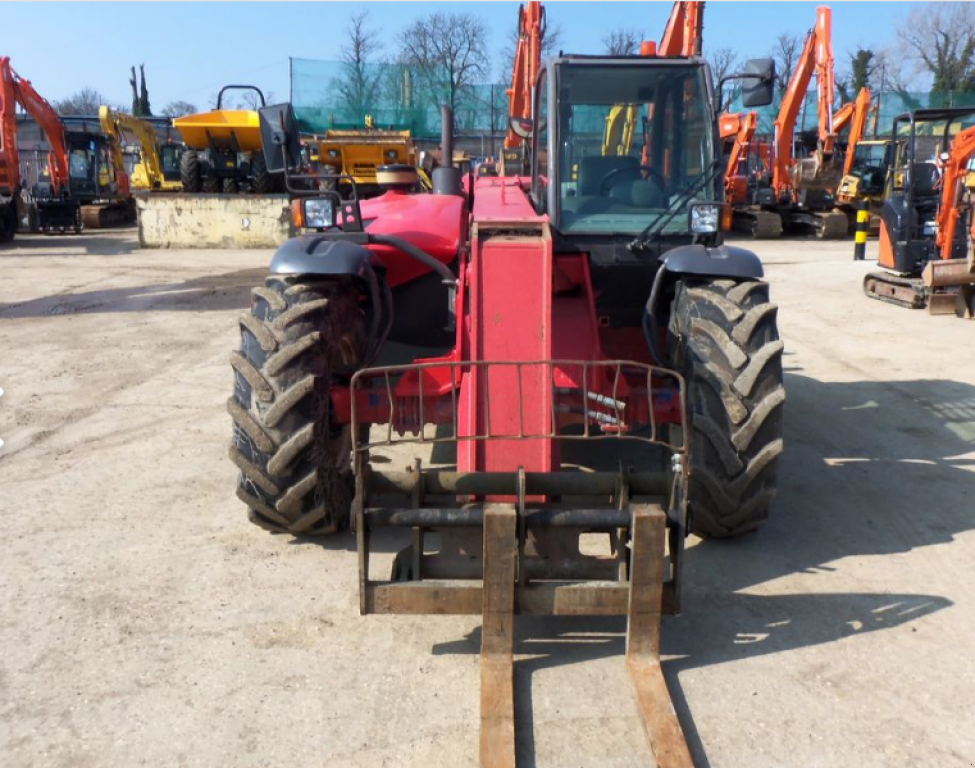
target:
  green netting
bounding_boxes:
[725,90,975,137]
[292,55,975,144]
[290,57,510,138]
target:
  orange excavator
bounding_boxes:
[0,59,21,241]
[865,108,975,311]
[0,56,78,237]
[0,57,134,238]
[765,5,850,237]
[720,111,782,236]
[499,0,545,175]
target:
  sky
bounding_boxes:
[1,1,921,112]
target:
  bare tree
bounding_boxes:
[398,12,489,115]
[334,11,384,124]
[897,2,975,93]
[161,101,198,117]
[707,46,741,106]
[771,34,802,94]
[236,90,274,110]
[498,13,562,84]
[602,27,643,57]
[54,87,109,116]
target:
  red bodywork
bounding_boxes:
[331,177,682,475]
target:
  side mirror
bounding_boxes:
[740,58,776,108]
[510,116,534,140]
[258,103,302,173]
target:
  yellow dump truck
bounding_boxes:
[311,117,429,197]
[173,86,280,194]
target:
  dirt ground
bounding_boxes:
[1,228,974,768]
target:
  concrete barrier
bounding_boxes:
[136,194,292,249]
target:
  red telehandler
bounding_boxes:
[229,2,782,763]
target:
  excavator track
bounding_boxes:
[863,272,927,309]
[814,209,850,239]
[732,208,783,238]
[80,202,136,229]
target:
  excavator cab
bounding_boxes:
[843,139,893,199]
[878,108,975,274]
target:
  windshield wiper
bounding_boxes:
[628,159,724,251]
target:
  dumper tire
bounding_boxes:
[229,276,367,536]
[223,177,240,195]
[180,150,202,193]
[203,174,221,194]
[670,278,785,538]
[250,151,272,194]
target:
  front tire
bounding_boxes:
[180,150,202,193]
[229,276,367,535]
[670,278,785,537]
[250,151,272,194]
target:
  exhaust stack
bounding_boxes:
[432,104,463,196]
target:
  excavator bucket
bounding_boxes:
[351,359,694,767]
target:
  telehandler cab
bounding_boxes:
[229,36,782,766]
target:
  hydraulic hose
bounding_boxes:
[366,233,456,285]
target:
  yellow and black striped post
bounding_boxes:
[853,200,869,260]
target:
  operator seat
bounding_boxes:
[911,162,941,212]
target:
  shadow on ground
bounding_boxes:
[407,372,975,766]
[0,268,267,318]
[1,229,140,257]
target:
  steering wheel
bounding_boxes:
[597,165,666,196]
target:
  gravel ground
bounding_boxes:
[1,228,973,768]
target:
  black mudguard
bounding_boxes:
[270,236,379,278]
[660,243,764,280]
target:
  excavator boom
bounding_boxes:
[659,0,703,56]
[504,1,544,152]
[935,124,975,261]
[2,58,69,196]
[772,5,834,201]
[100,106,178,191]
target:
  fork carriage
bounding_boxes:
[350,358,694,767]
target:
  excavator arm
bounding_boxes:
[935,124,975,261]
[840,87,871,176]
[504,1,544,152]
[1,58,20,196]
[98,107,128,185]
[721,110,757,196]
[603,1,705,159]
[772,5,833,201]
[100,105,165,190]
[659,0,704,57]
[3,61,69,196]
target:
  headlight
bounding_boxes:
[689,203,720,234]
[303,198,334,229]
[385,150,398,160]
[327,149,339,159]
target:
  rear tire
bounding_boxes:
[670,278,785,537]
[250,151,272,194]
[229,276,367,535]
[180,150,202,193]
[203,174,221,194]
